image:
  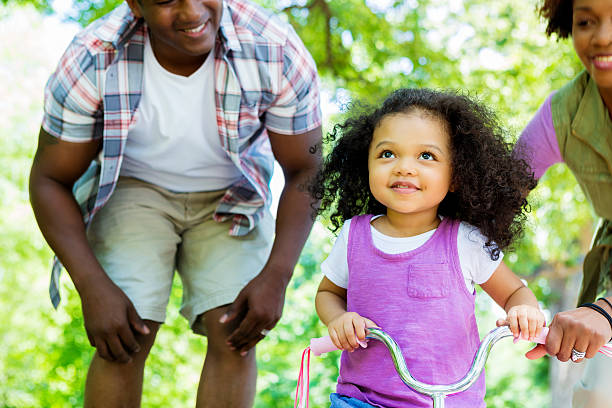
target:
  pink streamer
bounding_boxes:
[294,346,311,408]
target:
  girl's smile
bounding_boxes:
[390,180,419,193]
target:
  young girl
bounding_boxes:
[310,88,545,408]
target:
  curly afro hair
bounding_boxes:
[309,88,536,260]
[539,0,573,39]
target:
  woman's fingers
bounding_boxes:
[572,335,589,363]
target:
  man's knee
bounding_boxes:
[195,306,247,357]
[92,320,160,368]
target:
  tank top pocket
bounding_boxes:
[407,263,451,298]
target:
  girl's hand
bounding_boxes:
[327,312,378,352]
[497,305,545,341]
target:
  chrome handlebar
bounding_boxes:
[365,325,516,407]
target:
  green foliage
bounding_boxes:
[0,1,598,407]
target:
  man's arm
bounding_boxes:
[30,128,149,363]
[222,126,322,353]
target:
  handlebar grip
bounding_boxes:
[310,336,368,356]
[310,336,337,356]
[513,326,548,344]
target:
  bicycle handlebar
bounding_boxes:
[365,326,513,402]
[310,326,548,356]
[308,327,612,407]
[310,326,540,407]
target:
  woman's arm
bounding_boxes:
[514,94,563,180]
[481,262,545,340]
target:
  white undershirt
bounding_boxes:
[121,33,243,192]
[321,216,503,293]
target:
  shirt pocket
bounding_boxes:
[407,263,451,298]
[237,92,264,140]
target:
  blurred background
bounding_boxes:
[0,0,597,407]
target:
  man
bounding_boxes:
[29,0,322,406]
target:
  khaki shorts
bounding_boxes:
[87,177,274,334]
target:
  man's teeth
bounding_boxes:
[184,23,205,33]
[594,56,612,62]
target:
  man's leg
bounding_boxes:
[175,193,275,408]
[84,178,184,407]
[195,306,257,408]
[84,321,161,408]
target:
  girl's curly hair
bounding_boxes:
[309,88,536,260]
[539,0,573,39]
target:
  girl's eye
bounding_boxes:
[575,18,593,28]
[419,152,435,161]
[380,150,395,159]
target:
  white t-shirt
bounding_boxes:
[121,33,243,192]
[321,216,503,293]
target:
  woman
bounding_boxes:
[516,0,612,406]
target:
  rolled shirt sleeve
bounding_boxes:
[265,24,322,135]
[42,37,103,143]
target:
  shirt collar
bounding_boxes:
[93,3,143,48]
[217,1,242,53]
[572,73,612,162]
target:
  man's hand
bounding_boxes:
[219,268,287,355]
[525,304,612,361]
[80,278,150,363]
[217,127,322,355]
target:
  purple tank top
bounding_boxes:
[336,215,485,408]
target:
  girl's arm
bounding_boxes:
[315,277,378,351]
[480,262,545,341]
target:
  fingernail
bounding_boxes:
[143,325,150,334]
[219,314,227,323]
[240,351,247,357]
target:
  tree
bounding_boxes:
[0,1,595,407]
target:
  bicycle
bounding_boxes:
[296,326,612,408]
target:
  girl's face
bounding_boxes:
[368,111,453,224]
[572,0,612,91]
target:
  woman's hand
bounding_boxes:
[497,304,546,341]
[327,312,378,352]
[525,305,612,362]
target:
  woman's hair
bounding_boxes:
[309,88,536,260]
[539,0,573,39]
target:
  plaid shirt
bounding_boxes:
[42,0,321,307]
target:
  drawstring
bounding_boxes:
[294,346,311,408]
